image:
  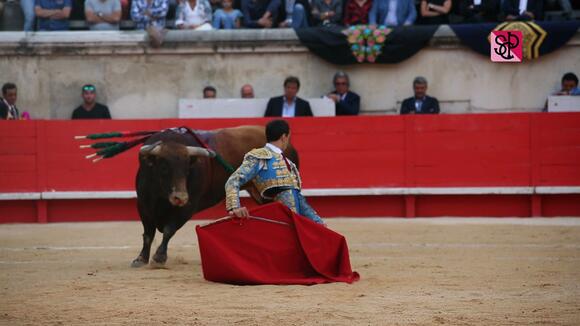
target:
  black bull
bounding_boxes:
[131,126,299,267]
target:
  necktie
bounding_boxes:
[281,154,292,172]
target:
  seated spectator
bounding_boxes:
[419,0,451,24]
[544,72,579,111]
[213,0,243,28]
[311,0,342,26]
[554,72,579,96]
[343,0,372,26]
[458,0,499,23]
[85,0,122,30]
[131,0,169,30]
[277,0,311,28]
[72,84,112,119]
[368,0,416,26]
[326,71,360,116]
[265,76,313,117]
[400,76,440,114]
[203,85,217,98]
[21,0,36,31]
[501,0,543,21]
[0,83,20,120]
[34,0,72,31]
[240,84,255,98]
[176,0,213,30]
[241,0,279,28]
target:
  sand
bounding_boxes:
[1,217,580,325]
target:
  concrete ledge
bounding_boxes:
[1,26,577,56]
[2,186,579,200]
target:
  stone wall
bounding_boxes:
[0,27,578,119]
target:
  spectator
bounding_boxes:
[71,84,112,119]
[0,83,20,120]
[419,0,451,24]
[543,72,579,111]
[343,0,372,26]
[276,0,310,27]
[326,71,360,116]
[368,0,416,26]
[85,0,122,30]
[458,0,499,23]
[240,84,255,98]
[241,0,279,28]
[265,76,313,117]
[501,0,543,21]
[400,76,440,114]
[34,0,72,31]
[554,72,579,96]
[176,0,213,30]
[203,86,217,98]
[311,0,342,26]
[213,0,243,28]
[21,0,36,31]
[131,0,169,30]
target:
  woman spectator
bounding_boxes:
[213,0,243,28]
[311,0,343,26]
[175,0,213,29]
[419,0,451,24]
[343,0,372,26]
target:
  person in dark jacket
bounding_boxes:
[501,0,543,21]
[327,71,360,116]
[265,76,313,117]
[400,76,440,115]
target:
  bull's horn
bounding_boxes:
[139,141,162,155]
[186,146,216,158]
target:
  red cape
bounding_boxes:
[196,202,360,285]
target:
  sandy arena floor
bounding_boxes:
[1,217,580,325]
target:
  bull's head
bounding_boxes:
[139,141,216,207]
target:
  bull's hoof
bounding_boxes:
[130,257,148,268]
[152,252,167,265]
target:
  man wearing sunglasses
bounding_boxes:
[326,71,360,116]
[71,84,112,119]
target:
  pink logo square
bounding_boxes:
[490,30,523,62]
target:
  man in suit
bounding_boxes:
[501,0,543,20]
[327,71,360,116]
[0,83,20,120]
[265,76,313,117]
[400,76,440,115]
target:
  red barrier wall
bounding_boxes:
[1,113,580,222]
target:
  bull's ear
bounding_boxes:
[140,152,157,167]
[139,141,162,167]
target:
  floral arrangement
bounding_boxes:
[343,25,391,63]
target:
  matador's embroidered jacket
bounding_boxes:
[225,144,301,211]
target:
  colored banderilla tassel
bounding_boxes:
[74,131,157,140]
[79,142,120,149]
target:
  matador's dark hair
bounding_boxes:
[266,119,290,142]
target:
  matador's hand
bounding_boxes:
[229,207,249,218]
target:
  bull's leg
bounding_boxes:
[131,222,156,268]
[152,224,178,265]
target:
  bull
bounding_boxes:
[131,125,299,267]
